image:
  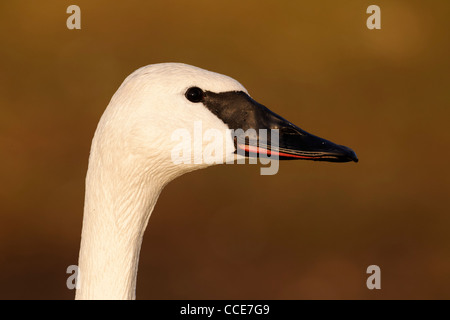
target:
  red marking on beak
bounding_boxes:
[238,144,323,160]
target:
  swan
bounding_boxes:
[75,63,358,300]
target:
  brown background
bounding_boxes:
[0,0,449,299]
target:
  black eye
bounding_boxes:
[185,87,204,103]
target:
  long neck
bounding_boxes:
[75,147,164,300]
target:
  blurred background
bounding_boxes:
[0,0,449,299]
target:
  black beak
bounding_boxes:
[202,90,358,163]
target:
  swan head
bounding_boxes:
[91,63,357,184]
[78,63,358,300]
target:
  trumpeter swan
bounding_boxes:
[75,63,357,300]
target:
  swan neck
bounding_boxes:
[75,151,163,300]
